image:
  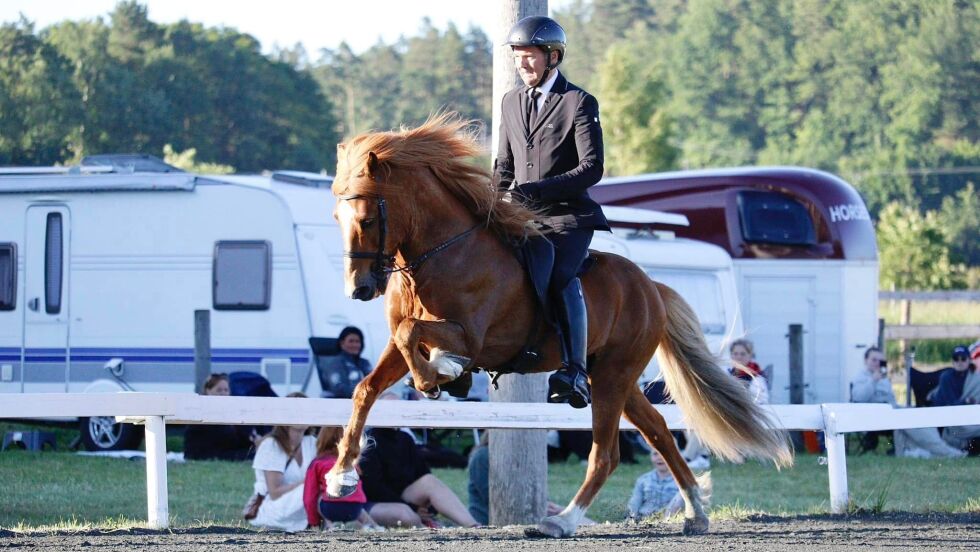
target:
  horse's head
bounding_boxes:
[332,146,397,301]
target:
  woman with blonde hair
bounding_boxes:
[247,392,316,532]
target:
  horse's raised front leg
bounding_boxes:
[537,364,626,538]
[326,341,408,498]
[393,318,470,394]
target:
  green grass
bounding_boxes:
[1,447,976,531]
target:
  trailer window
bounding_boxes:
[643,268,727,335]
[0,243,15,311]
[45,213,63,314]
[213,241,272,310]
[737,191,816,246]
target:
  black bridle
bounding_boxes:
[339,193,481,294]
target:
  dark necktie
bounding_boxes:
[527,88,541,129]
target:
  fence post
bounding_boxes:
[821,406,848,513]
[144,416,170,529]
[194,310,211,393]
[898,299,911,374]
[905,345,916,406]
[788,325,805,405]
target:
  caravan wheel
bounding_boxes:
[79,416,143,451]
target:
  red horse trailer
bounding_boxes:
[592,167,879,403]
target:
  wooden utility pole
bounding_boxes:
[489,0,549,527]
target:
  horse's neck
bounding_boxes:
[395,225,518,305]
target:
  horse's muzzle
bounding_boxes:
[351,284,376,301]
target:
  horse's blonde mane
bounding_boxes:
[336,113,539,239]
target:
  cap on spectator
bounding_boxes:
[970,340,980,361]
[952,344,970,359]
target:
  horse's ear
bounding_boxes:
[366,151,380,176]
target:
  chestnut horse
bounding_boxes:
[326,114,791,537]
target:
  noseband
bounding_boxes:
[339,193,481,293]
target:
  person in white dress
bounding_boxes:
[249,392,317,532]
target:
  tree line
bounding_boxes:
[0,0,976,288]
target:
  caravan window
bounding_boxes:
[45,213,63,314]
[0,243,15,311]
[213,241,272,310]
[643,268,727,335]
[737,191,816,245]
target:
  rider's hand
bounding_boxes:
[513,183,540,202]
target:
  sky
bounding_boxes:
[2,0,568,56]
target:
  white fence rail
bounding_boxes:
[2,393,978,529]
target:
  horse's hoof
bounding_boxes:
[431,349,469,379]
[532,515,574,538]
[682,516,709,535]
[325,470,359,499]
[421,385,441,400]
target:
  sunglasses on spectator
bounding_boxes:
[952,355,969,361]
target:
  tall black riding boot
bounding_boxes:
[548,277,591,409]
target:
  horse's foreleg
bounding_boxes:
[326,341,408,498]
[393,318,469,393]
[537,368,626,538]
[623,386,708,535]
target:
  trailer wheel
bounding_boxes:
[79,416,143,451]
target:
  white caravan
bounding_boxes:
[0,160,741,449]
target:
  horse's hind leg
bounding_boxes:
[623,386,709,535]
[536,361,627,538]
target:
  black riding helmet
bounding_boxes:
[505,15,566,69]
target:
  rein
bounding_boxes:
[339,193,482,292]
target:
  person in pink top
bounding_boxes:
[303,426,379,530]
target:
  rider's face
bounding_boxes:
[512,46,554,87]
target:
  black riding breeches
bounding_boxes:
[548,228,594,293]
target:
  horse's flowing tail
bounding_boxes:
[654,283,793,468]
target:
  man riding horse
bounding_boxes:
[493,16,607,409]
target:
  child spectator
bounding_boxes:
[303,427,379,531]
[729,339,769,404]
[626,449,684,521]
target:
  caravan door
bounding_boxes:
[22,206,71,393]
[742,274,816,404]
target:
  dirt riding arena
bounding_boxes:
[3,513,977,551]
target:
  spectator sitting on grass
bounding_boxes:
[184,373,258,461]
[303,426,380,531]
[248,392,316,532]
[931,343,980,454]
[626,448,685,522]
[359,391,479,528]
[851,347,965,459]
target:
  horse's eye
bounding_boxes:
[361,218,376,228]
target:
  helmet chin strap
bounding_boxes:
[531,53,557,88]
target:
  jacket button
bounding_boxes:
[526,162,533,168]
[526,144,533,150]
